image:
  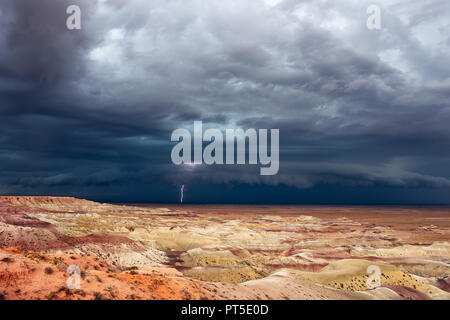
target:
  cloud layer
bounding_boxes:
[0,0,449,203]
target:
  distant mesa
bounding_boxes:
[0,196,97,207]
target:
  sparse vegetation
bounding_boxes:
[75,289,86,297]
[46,292,56,300]
[21,251,46,262]
[93,292,104,300]
[106,286,116,298]
[44,267,54,275]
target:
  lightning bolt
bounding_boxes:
[180,185,185,204]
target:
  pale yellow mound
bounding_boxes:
[181,248,245,267]
[183,266,267,284]
[293,259,450,299]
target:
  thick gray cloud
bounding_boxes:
[0,0,449,203]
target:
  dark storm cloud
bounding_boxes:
[0,0,449,203]
[0,0,98,83]
[407,0,450,27]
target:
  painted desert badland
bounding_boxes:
[0,196,449,300]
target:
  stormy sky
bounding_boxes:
[0,0,449,204]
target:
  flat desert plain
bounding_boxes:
[0,197,449,300]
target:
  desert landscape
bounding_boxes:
[0,196,448,300]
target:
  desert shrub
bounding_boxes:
[106,286,116,298]
[75,289,86,297]
[44,267,54,275]
[46,292,56,300]
[93,292,104,300]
